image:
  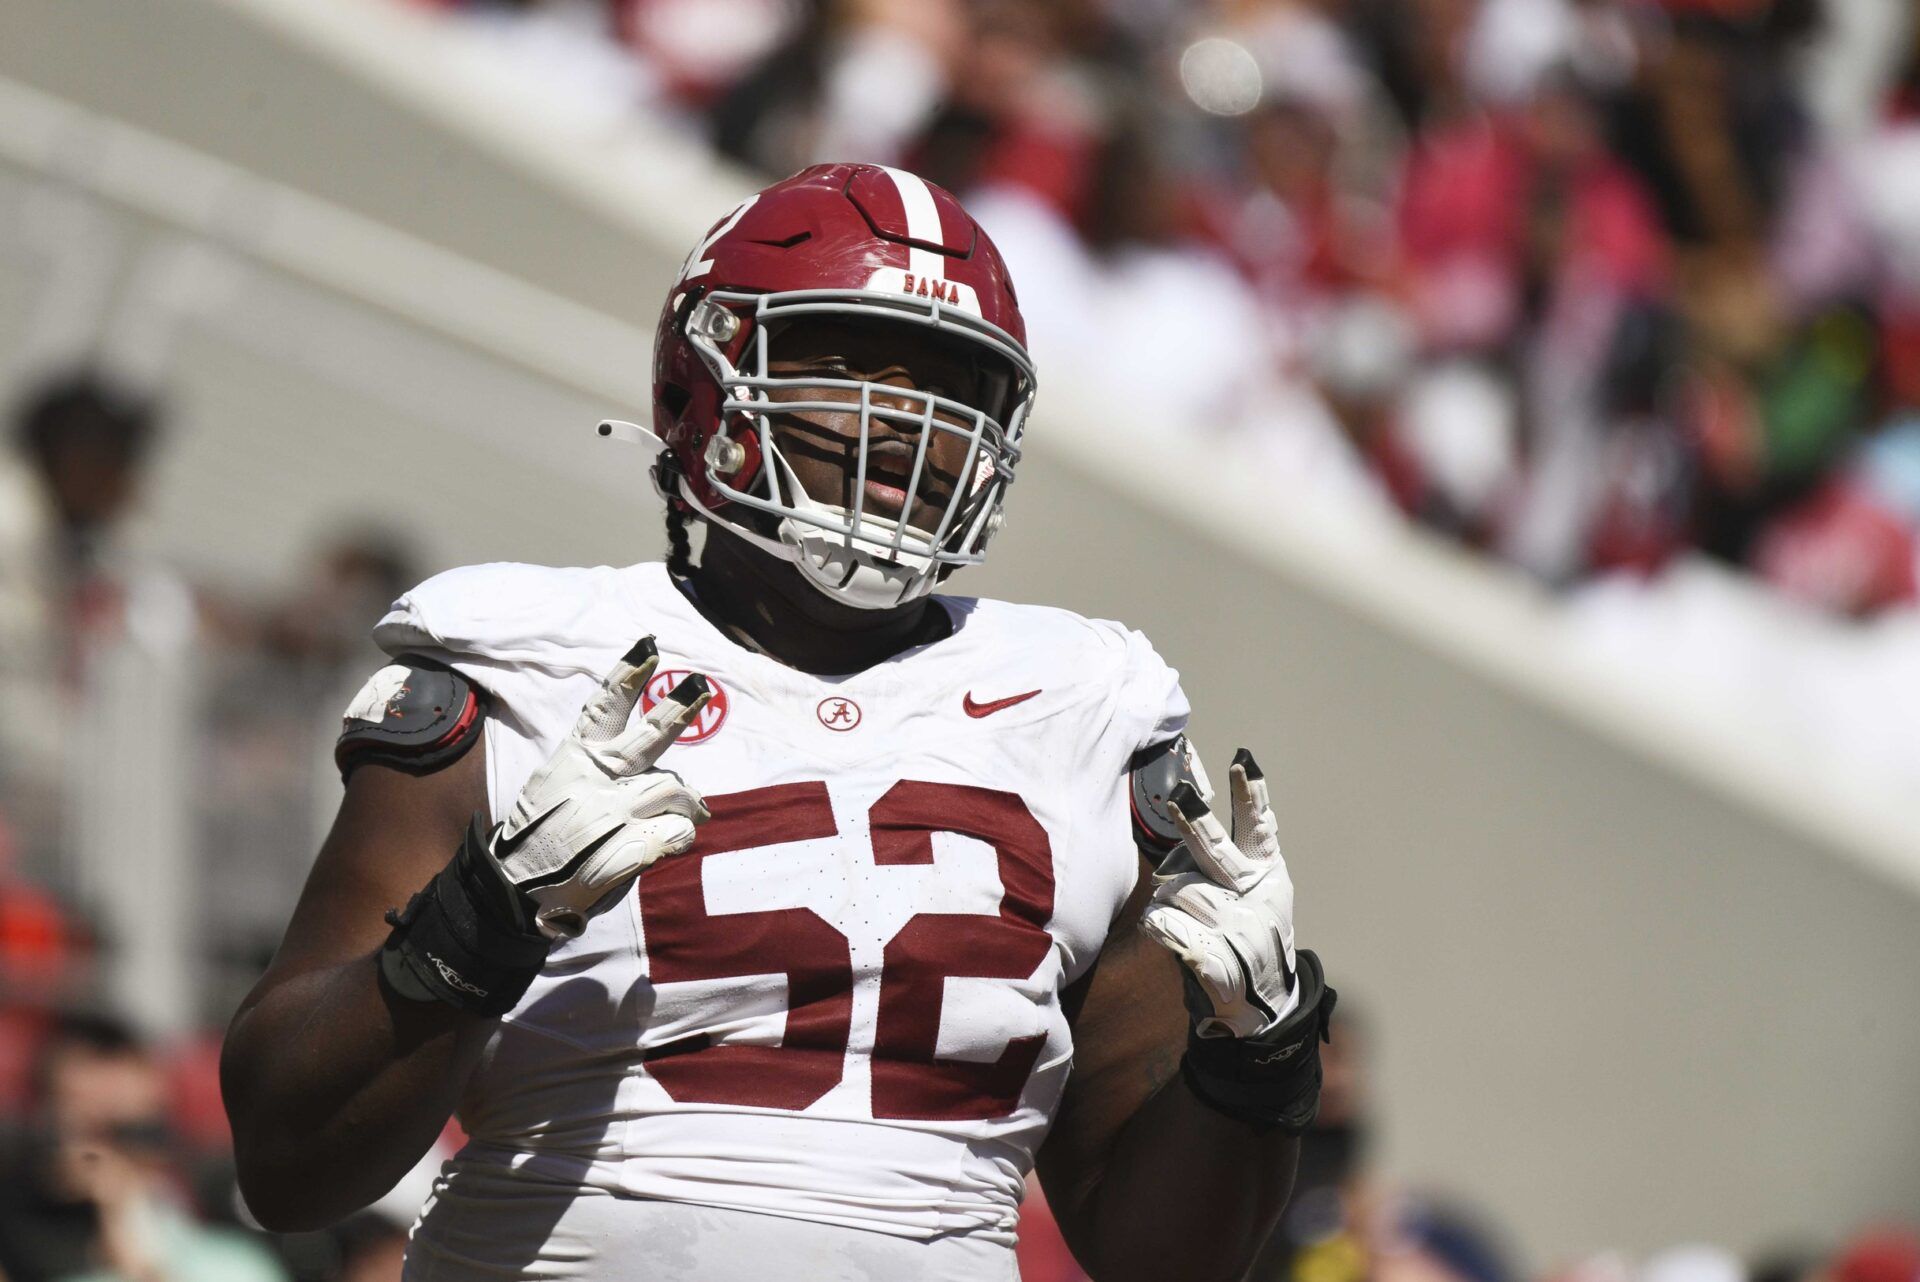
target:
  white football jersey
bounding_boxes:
[374,562,1186,1268]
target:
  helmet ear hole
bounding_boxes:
[658,383,692,425]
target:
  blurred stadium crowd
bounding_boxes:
[3,0,1920,1279]
[418,0,1920,807]
[0,375,432,1281]
[429,0,1920,616]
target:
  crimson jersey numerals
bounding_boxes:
[639,781,1056,1121]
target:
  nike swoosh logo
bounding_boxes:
[1225,938,1278,1027]
[497,799,567,858]
[517,823,620,892]
[963,689,1042,718]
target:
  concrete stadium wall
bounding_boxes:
[5,0,1919,1266]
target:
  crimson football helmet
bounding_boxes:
[631,163,1036,610]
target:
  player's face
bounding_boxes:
[764,319,1005,538]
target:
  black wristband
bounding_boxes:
[377,814,549,1016]
[1180,949,1336,1133]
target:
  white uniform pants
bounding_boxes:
[402,1161,1021,1282]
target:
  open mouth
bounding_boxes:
[765,411,969,540]
[857,438,930,525]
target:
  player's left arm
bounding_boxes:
[1037,748,1335,1282]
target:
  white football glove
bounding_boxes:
[1140,747,1299,1040]
[488,636,711,940]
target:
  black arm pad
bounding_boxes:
[1180,949,1337,1134]
[336,655,485,781]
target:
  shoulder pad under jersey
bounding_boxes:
[335,655,485,781]
[1129,733,1203,865]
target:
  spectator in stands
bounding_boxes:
[1249,1006,1373,1282]
[0,371,141,688]
[712,0,970,178]
[0,812,90,1120]
[250,528,418,670]
[0,371,188,834]
[1377,1203,1519,1282]
[1740,14,1920,617]
[2,372,165,647]
[1825,1227,1920,1282]
[194,527,424,1018]
[0,1011,286,1282]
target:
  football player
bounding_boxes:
[221,164,1334,1281]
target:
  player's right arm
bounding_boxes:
[221,737,494,1232]
[222,639,711,1232]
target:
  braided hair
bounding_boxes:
[665,500,696,580]
[655,454,698,581]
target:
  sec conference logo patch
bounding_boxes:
[641,669,729,744]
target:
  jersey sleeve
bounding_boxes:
[368,579,500,705]
[370,586,447,662]
[1109,625,1190,756]
[1082,621,1182,771]
[362,564,631,820]
[1071,619,1192,920]
[367,563,624,729]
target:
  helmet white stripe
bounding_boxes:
[879,166,945,283]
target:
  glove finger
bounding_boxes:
[1265,865,1299,983]
[622,769,711,824]
[1228,749,1275,857]
[640,813,700,863]
[611,673,712,774]
[573,637,659,744]
[595,814,700,879]
[1139,901,1206,969]
[1168,782,1263,893]
[1159,871,1236,932]
[1182,738,1217,807]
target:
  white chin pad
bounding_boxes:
[763,451,939,611]
[779,514,934,610]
